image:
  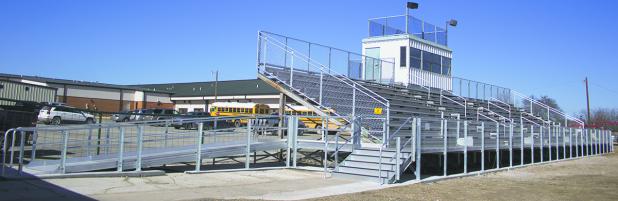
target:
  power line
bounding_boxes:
[589,81,618,95]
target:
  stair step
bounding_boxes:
[336,166,393,178]
[347,154,411,163]
[341,160,397,170]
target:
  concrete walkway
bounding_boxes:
[0,169,381,201]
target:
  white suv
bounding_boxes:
[38,106,95,125]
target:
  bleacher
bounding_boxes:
[256,31,606,184]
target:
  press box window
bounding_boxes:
[409,48,422,69]
[399,46,406,67]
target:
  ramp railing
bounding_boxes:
[1,115,286,177]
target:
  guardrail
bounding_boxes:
[1,115,288,177]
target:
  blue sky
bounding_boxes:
[1,0,617,115]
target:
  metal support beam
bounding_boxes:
[531,125,534,164]
[509,122,513,167]
[464,121,468,173]
[496,123,500,169]
[136,125,144,171]
[195,123,204,172]
[539,126,545,163]
[59,131,69,174]
[415,118,422,181]
[117,127,125,172]
[481,122,485,172]
[246,120,252,169]
[443,119,447,176]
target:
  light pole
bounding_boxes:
[445,19,458,46]
[212,70,219,105]
[405,2,419,34]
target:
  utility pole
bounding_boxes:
[585,77,591,125]
[213,70,218,104]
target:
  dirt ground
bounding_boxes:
[312,151,618,201]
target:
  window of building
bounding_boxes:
[420,51,443,74]
[409,48,422,69]
[178,108,188,114]
[441,57,451,75]
[194,108,204,113]
[399,46,406,67]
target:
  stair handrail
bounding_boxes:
[511,90,584,127]
[488,97,511,120]
[477,107,510,125]
[409,72,432,98]
[521,111,551,125]
[476,107,513,123]
[378,117,417,184]
[440,90,468,117]
[521,115,542,127]
[259,32,389,106]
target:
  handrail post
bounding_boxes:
[136,125,144,171]
[335,131,339,171]
[117,127,125,172]
[60,130,69,174]
[496,122,500,169]
[396,137,401,181]
[540,126,544,162]
[463,120,468,174]
[520,117,524,166]
[289,52,294,87]
[531,125,534,164]
[481,122,485,172]
[509,122,513,167]
[415,118,422,181]
[2,129,15,176]
[18,130,26,175]
[195,123,204,172]
[246,120,252,169]
[442,119,447,176]
[568,127,572,158]
[286,117,292,168]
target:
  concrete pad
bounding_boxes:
[0,168,380,201]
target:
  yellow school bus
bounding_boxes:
[267,104,341,129]
[209,102,270,126]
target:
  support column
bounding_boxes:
[531,125,534,164]
[496,123,500,169]
[481,122,485,172]
[415,118,422,181]
[442,119,447,176]
[464,121,468,174]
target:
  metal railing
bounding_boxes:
[511,90,584,127]
[453,77,512,104]
[368,15,448,46]
[257,31,391,140]
[2,115,288,177]
[377,117,416,183]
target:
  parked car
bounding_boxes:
[38,106,95,125]
[172,112,232,130]
[151,108,178,121]
[130,109,153,121]
[130,108,178,122]
[112,110,134,122]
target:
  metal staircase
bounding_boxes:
[256,31,391,140]
[334,147,413,183]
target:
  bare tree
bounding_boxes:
[577,108,618,131]
[522,95,565,123]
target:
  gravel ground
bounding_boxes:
[312,151,618,201]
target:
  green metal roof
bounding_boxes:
[133,79,278,97]
[0,73,172,94]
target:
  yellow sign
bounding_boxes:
[374,107,383,115]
